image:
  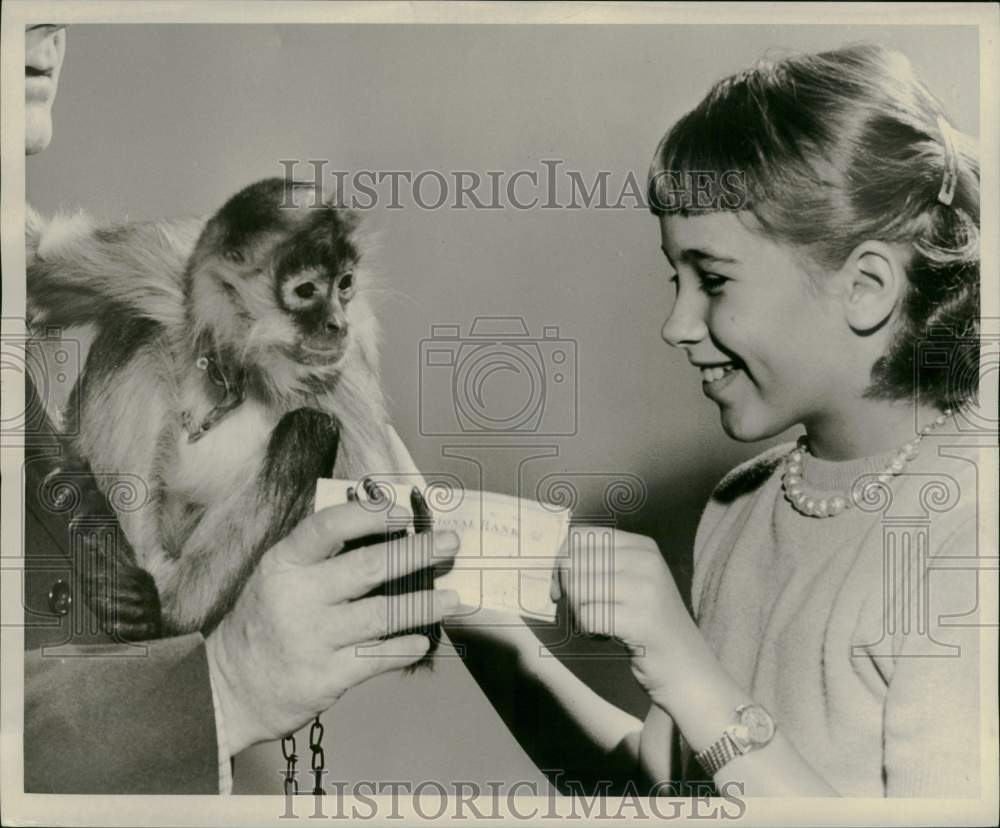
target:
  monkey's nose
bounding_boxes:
[315,317,348,345]
[322,306,348,336]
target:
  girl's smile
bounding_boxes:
[699,362,741,400]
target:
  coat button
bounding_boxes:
[48,579,72,615]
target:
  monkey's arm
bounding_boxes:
[27,211,206,330]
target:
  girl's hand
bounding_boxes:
[553,527,704,711]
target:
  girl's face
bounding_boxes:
[659,211,854,442]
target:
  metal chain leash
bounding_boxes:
[309,714,326,795]
[281,732,298,797]
[281,713,325,797]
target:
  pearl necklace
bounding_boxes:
[781,408,954,518]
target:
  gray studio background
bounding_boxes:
[26,24,979,792]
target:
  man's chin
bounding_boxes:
[25,110,53,155]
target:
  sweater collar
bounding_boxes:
[799,446,902,493]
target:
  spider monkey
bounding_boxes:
[27,178,436,643]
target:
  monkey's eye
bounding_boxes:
[223,249,245,265]
[295,282,318,300]
[339,271,355,292]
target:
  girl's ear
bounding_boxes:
[837,241,909,334]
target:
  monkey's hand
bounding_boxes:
[39,450,163,642]
[348,482,445,672]
[27,211,206,330]
[204,503,462,754]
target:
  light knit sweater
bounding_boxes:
[689,434,989,797]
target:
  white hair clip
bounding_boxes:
[937,116,959,207]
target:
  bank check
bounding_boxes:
[315,479,571,620]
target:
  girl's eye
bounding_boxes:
[698,272,728,296]
[339,271,355,291]
[223,249,245,265]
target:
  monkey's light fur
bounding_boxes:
[27,179,423,636]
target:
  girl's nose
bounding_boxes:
[661,290,708,348]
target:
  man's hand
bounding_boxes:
[206,502,460,754]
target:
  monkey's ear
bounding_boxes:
[323,195,361,230]
[341,208,362,233]
[337,207,364,240]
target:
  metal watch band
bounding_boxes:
[695,732,740,776]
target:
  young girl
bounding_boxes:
[446,43,985,797]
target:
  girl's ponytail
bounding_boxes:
[873,116,980,409]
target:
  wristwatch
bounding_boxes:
[694,703,776,776]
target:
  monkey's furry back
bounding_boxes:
[27,205,411,634]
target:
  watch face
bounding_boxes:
[738,705,775,747]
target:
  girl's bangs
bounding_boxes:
[648,101,770,217]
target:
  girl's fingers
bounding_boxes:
[570,600,617,638]
[561,552,621,609]
[553,528,659,607]
[568,526,656,550]
[564,587,623,624]
[563,545,660,589]
[572,601,640,639]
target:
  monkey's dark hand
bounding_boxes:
[39,453,163,642]
[347,481,448,671]
[204,501,461,754]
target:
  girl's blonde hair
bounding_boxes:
[648,43,980,410]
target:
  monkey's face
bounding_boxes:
[187,179,364,374]
[272,218,358,367]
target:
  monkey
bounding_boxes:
[27,178,435,640]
